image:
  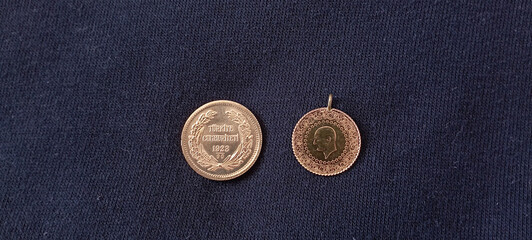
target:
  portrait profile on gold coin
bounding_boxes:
[312,126,337,159]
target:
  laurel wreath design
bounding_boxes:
[188,110,253,172]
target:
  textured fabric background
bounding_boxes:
[1,1,531,239]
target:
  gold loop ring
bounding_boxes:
[327,94,333,111]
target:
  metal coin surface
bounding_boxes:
[181,100,262,181]
[292,107,361,176]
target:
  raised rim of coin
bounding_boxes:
[181,100,262,181]
[292,107,361,176]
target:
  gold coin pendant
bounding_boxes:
[292,95,361,176]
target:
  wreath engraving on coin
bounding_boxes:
[292,95,361,176]
[181,100,262,180]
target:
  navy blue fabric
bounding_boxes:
[1,1,531,239]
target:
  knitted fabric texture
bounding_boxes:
[1,1,530,239]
